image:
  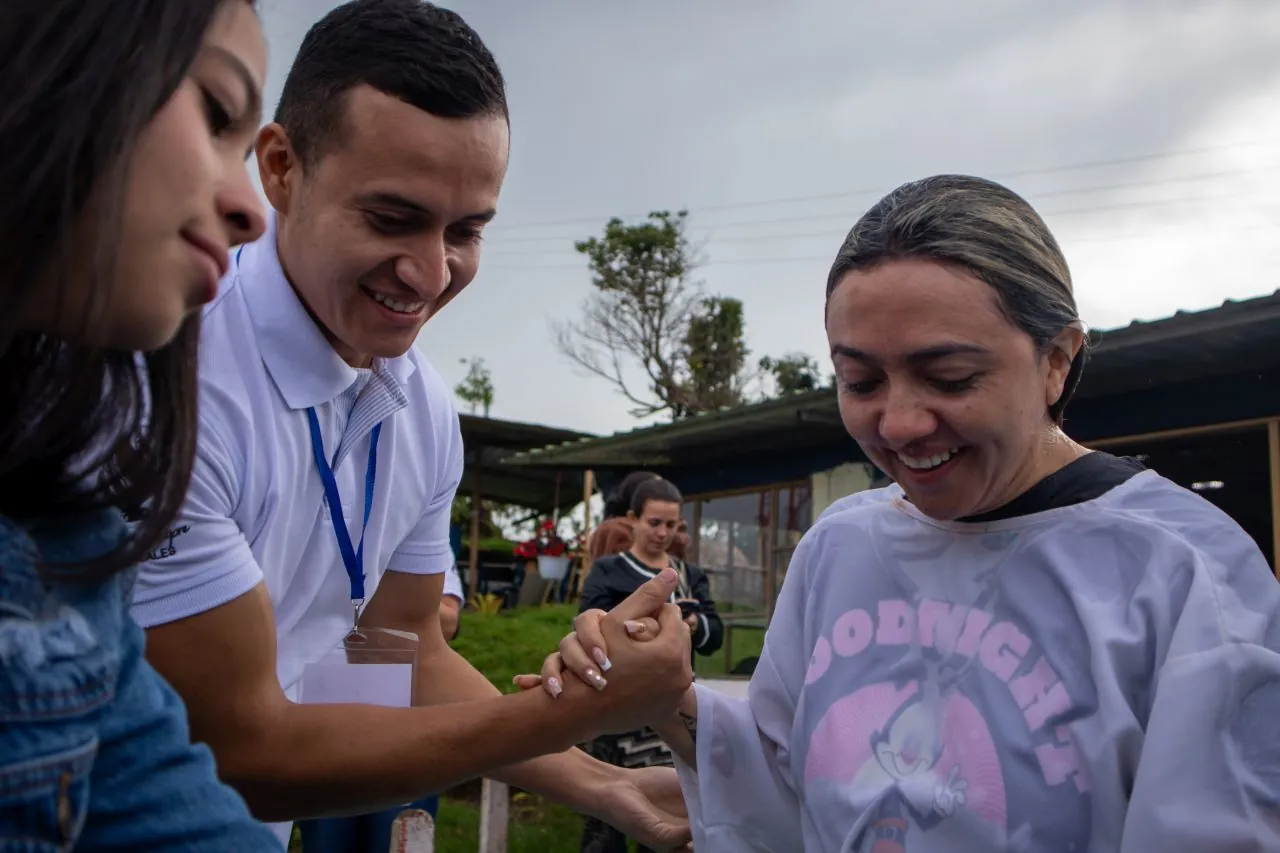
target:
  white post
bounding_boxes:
[388,808,435,853]
[478,778,510,853]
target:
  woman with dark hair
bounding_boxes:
[539,175,1280,851]
[577,477,722,853]
[585,470,660,562]
[0,1,276,847]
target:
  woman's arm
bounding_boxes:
[652,689,699,768]
[1120,545,1280,851]
[545,538,823,851]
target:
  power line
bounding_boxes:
[481,163,1280,251]
[480,185,1280,262]
[479,218,1280,272]
[483,138,1280,234]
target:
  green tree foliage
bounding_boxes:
[554,211,752,419]
[759,352,826,397]
[454,356,495,417]
[684,296,749,413]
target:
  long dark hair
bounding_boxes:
[0,1,237,579]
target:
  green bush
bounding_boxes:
[452,602,577,693]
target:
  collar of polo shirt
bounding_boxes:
[237,212,417,411]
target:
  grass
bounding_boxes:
[695,624,765,677]
[452,597,768,681]
[442,604,587,851]
[289,796,586,853]
[435,794,585,853]
[451,602,580,693]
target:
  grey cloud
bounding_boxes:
[256,0,1280,434]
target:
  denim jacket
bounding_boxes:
[0,509,281,851]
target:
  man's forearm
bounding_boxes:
[413,641,625,817]
[236,681,603,821]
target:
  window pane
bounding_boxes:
[771,483,813,599]
[696,491,771,614]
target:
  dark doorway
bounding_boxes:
[1106,427,1274,568]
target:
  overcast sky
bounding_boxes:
[256,0,1280,437]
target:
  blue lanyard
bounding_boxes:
[306,408,382,622]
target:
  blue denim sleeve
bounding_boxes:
[77,613,283,851]
[0,513,282,851]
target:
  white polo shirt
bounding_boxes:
[132,213,463,701]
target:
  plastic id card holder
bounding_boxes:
[299,627,419,708]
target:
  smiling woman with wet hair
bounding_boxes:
[822,173,1092,521]
[539,174,1280,852]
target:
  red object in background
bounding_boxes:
[512,518,578,561]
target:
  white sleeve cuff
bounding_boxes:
[695,613,711,649]
[383,548,453,576]
[130,556,263,628]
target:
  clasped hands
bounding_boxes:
[512,568,698,852]
[513,568,692,725]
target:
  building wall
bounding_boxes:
[810,462,875,517]
[667,368,1280,503]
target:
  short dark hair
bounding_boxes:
[630,478,683,517]
[275,0,507,166]
[0,0,241,580]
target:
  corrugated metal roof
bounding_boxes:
[509,289,1280,469]
[458,415,594,509]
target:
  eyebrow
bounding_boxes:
[354,191,498,225]
[205,46,263,126]
[830,342,990,366]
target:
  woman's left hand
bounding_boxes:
[513,611,660,695]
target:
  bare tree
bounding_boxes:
[554,211,707,419]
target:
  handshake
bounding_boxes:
[514,568,695,738]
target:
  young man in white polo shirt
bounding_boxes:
[131,1,693,849]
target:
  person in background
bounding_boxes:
[586,471,660,562]
[0,1,279,848]
[669,519,690,561]
[577,478,723,853]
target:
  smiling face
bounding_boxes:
[826,258,1081,520]
[258,85,509,367]
[23,0,267,351]
[116,0,266,347]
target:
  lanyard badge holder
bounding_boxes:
[298,410,419,708]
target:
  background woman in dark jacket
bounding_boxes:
[581,478,722,658]
[577,477,722,853]
[584,470,659,562]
